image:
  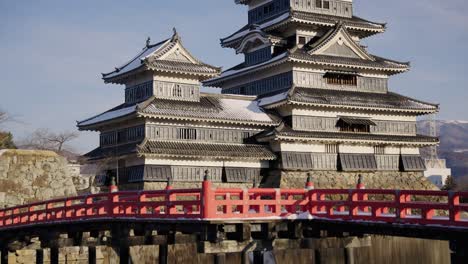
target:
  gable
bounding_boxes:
[309,26,374,61]
[321,41,361,59]
[236,31,271,54]
[157,42,197,63]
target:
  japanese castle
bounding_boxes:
[78,0,439,190]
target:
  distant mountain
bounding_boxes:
[418,120,468,188]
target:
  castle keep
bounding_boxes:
[78,0,439,190]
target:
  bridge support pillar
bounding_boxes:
[214,253,226,264]
[345,248,355,264]
[36,249,44,264]
[450,240,468,264]
[50,247,59,264]
[88,246,96,264]
[119,246,129,264]
[158,244,168,264]
[0,248,8,264]
[253,250,264,264]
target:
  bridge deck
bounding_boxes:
[1,179,468,231]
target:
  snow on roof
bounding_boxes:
[78,105,137,127]
[219,97,274,123]
[222,12,290,43]
[206,53,288,86]
[257,91,289,107]
[103,39,170,79]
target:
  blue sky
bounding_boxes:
[1,0,467,154]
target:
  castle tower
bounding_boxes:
[204,0,439,187]
[78,30,278,190]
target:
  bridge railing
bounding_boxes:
[1,177,468,229]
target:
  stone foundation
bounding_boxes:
[0,149,77,208]
[263,170,438,190]
[2,236,449,264]
[119,181,253,191]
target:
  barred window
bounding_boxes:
[324,73,357,86]
[177,128,197,140]
[374,146,385,155]
[325,144,338,153]
[172,84,182,97]
[316,0,330,9]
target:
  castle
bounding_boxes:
[78,0,439,190]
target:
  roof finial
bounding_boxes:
[145,37,151,48]
[171,27,180,42]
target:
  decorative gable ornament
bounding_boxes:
[236,29,272,54]
[308,23,375,61]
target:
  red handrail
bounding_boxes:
[1,180,467,229]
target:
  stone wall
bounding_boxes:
[0,149,77,208]
[263,170,438,190]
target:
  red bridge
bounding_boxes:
[1,177,468,263]
[1,178,467,228]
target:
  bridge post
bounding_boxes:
[202,170,215,219]
[0,247,8,264]
[109,176,118,193]
[356,175,368,213]
[449,191,461,223]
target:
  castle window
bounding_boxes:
[315,0,322,8]
[316,0,330,9]
[337,117,375,133]
[298,36,307,45]
[374,146,386,155]
[117,130,127,143]
[177,128,197,140]
[172,84,182,97]
[325,144,338,153]
[324,72,357,86]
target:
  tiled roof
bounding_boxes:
[102,39,169,80]
[84,143,139,160]
[147,60,220,76]
[102,31,220,83]
[221,11,385,48]
[290,11,385,32]
[77,104,137,128]
[205,49,408,87]
[257,125,438,144]
[289,49,409,72]
[138,140,276,160]
[260,87,438,112]
[139,94,279,126]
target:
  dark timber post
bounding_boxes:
[88,246,96,264]
[1,247,8,264]
[253,250,264,264]
[119,246,129,264]
[214,253,226,264]
[450,240,468,264]
[36,249,44,264]
[158,244,168,264]
[50,247,59,264]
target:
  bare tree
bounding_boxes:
[19,128,78,152]
[49,131,79,151]
[0,111,8,125]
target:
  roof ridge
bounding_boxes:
[387,91,439,107]
[102,38,170,77]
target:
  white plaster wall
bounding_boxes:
[400,147,420,155]
[144,158,267,168]
[339,145,374,154]
[292,109,417,122]
[276,142,324,152]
